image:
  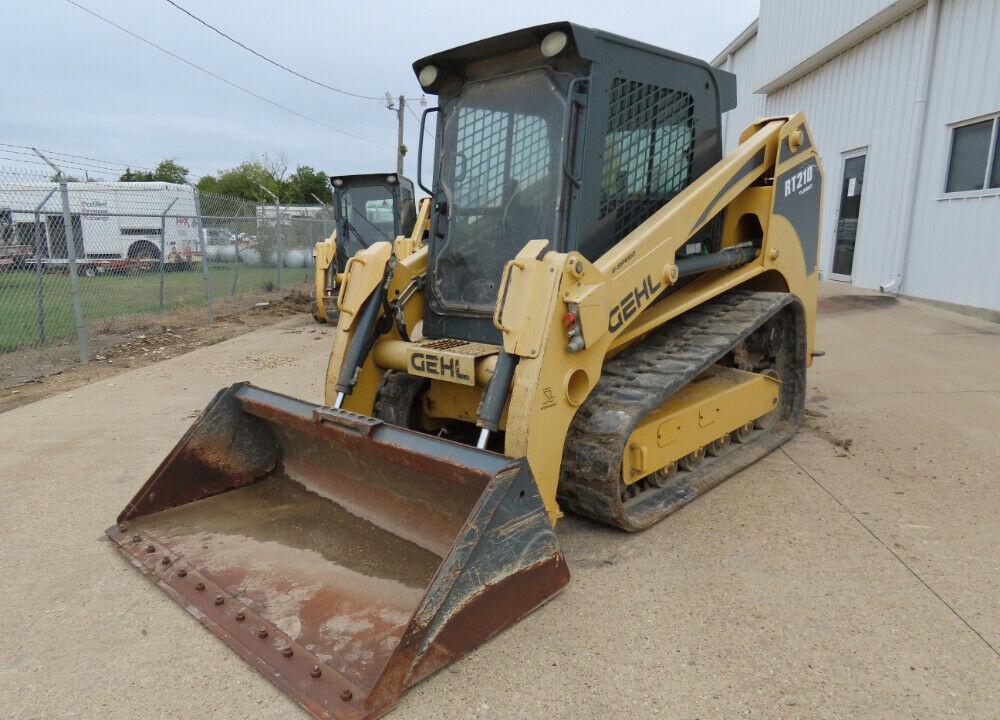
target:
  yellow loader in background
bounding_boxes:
[312,173,428,323]
[109,22,823,720]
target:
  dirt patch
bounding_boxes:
[817,294,898,314]
[0,289,321,414]
[243,288,314,317]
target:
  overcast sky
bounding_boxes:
[2,0,759,184]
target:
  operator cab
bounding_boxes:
[330,173,417,273]
[413,17,736,343]
[413,21,736,344]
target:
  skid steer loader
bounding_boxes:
[313,173,427,323]
[109,21,822,720]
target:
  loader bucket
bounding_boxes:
[107,383,569,720]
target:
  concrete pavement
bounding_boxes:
[1,282,997,719]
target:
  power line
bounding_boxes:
[163,0,383,102]
[62,0,393,148]
[406,103,435,140]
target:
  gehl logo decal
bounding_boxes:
[410,352,471,381]
[608,274,663,332]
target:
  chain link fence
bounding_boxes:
[0,166,332,382]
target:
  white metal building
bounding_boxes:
[714,0,1000,312]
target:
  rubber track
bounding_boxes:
[373,370,428,428]
[558,290,805,531]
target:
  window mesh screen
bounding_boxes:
[600,78,694,242]
[433,69,564,314]
[455,108,550,211]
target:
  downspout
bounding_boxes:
[881,0,940,293]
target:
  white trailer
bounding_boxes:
[0,181,199,273]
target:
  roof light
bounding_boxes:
[385,174,398,184]
[540,31,568,58]
[332,178,344,187]
[418,65,439,88]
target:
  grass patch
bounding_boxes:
[0,264,314,352]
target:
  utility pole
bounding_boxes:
[386,92,405,175]
[396,95,405,176]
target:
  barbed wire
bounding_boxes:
[0,142,145,172]
[0,152,116,178]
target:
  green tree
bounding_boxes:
[197,160,281,202]
[151,158,189,184]
[196,174,220,194]
[119,158,189,184]
[119,167,153,181]
[285,165,332,205]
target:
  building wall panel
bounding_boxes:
[905,0,1000,309]
[720,32,767,150]
[717,0,1000,310]
[763,8,925,289]
[756,0,922,90]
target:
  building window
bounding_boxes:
[945,115,1000,193]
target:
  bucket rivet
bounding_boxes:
[194,582,205,591]
[310,665,322,678]
[282,647,293,657]
[161,556,171,566]
[118,524,127,533]
[340,689,353,702]
[132,535,141,543]
[258,628,269,639]
[235,610,245,621]
[145,544,155,553]
[177,569,187,578]
[214,595,224,606]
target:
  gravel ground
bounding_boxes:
[1,281,997,719]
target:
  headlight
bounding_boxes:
[540,31,568,58]
[418,64,439,88]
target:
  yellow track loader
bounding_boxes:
[313,173,428,323]
[109,22,822,720]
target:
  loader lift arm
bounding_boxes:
[491,112,821,523]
